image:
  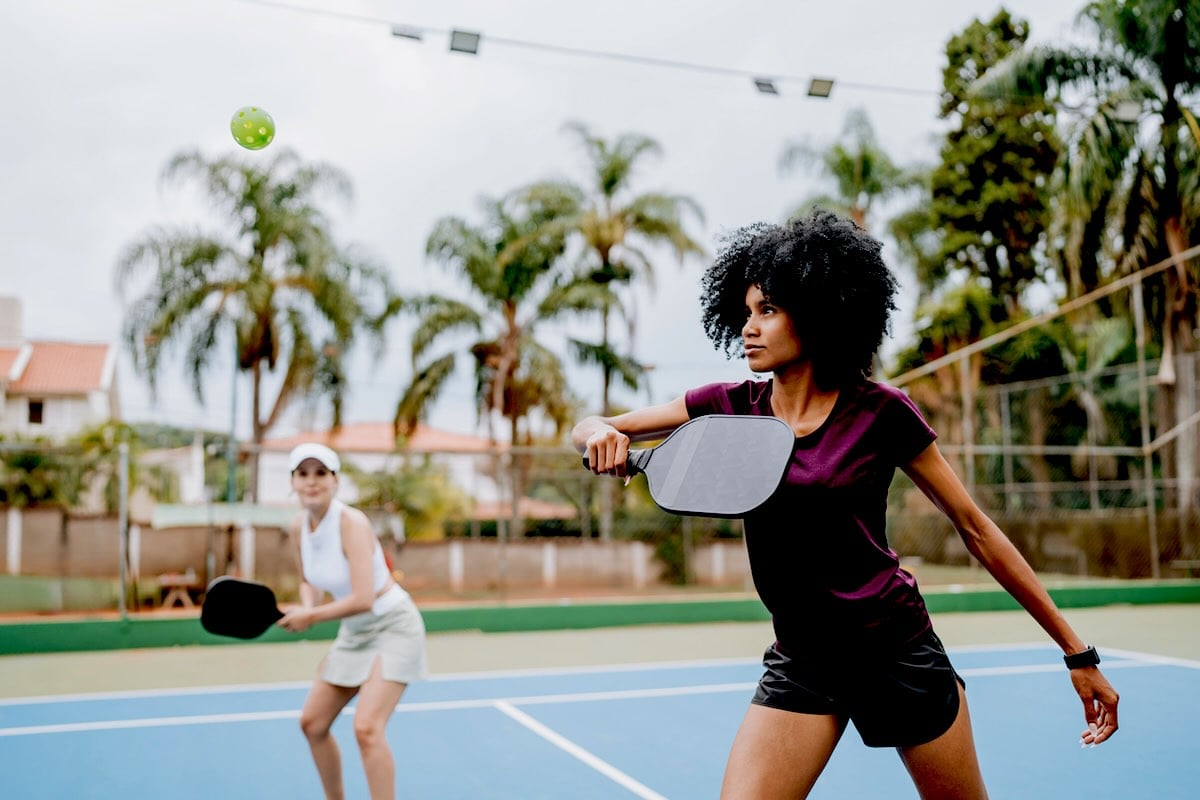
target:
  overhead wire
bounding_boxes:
[234,0,937,98]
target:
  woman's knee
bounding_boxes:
[353,718,388,751]
[300,711,335,741]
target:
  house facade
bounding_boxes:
[0,297,119,439]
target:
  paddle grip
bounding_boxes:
[581,450,647,475]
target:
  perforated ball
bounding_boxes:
[230,106,275,150]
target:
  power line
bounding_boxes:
[235,0,937,99]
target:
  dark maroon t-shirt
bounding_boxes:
[685,379,938,652]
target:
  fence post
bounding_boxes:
[1132,279,1162,578]
[448,539,464,592]
[542,541,556,589]
[118,441,129,618]
[960,357,976,498]
[1000,387,1015,512]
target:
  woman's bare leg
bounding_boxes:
[897,684,988,800]
[353,659,408,800]
[299,679,359,800]
[720,704,845,799]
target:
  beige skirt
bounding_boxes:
[319,594,427,687]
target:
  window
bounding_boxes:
[28,399,43,425]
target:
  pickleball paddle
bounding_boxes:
[585,414,794,517]
[200,576,284,639]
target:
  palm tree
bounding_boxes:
[973,0,1200,512]
[393,189,610,537]
[779,108,921,230]
[115,147,391,500]
[522,122,707,415]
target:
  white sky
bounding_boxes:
[0,0,1088,439]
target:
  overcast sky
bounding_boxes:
[0,0,1088,439]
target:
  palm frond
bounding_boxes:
[408,297,484,362]
[394,353,457,437]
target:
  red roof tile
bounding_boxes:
[8,342,112,394]
[263,421,498,454]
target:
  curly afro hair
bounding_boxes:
[699,209,899,391]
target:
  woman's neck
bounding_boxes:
[305,499,335,528]
[770,365,839,436]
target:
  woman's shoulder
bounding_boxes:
[855,379,923,411]
[337,502,373,532]
[687,379,771,415]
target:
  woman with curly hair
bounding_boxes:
[572,210,1118,799]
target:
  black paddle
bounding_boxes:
[584,414,794,517]
[200,576,284,639]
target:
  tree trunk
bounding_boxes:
[508,416,525,539]
[247,362,263,503]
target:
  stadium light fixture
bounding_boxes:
[807,77,835,98]
[754,78,779,95]
[390,25,423,41]
[449,29,481,54]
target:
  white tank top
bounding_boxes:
[299,498,406,615]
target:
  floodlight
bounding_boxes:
[391,25,423,41]
[807,77,835,98]
[754,78,779,95]
[449,29,481,54]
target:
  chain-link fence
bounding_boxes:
[889,247,1200,581]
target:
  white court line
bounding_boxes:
[0,682,760,737]
[0,709,301,737]
[494,700,669,800]
[1,649,1188,739]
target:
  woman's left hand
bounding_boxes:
[1071,667,1119,745]
[278,606,316,633]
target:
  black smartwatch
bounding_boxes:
[1063,646,1101,670]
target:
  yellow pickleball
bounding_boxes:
[230,106,275,150]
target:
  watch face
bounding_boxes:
[1065,647,1099,668]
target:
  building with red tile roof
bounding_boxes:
[0,325,119,439]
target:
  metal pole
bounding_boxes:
[960,357,975,497]
[227,339,238,505]
[1132,280,1162,578]
[1001,387,1015,512]
[117,442,129,619]
[1086,373,1100,511]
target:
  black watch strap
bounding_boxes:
[1063,645,1101,670]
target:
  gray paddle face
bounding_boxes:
[633,415,794,517]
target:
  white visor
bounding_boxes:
[288,442,340,473]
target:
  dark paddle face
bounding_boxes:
[200,576,284,639]
[587,415,795,517]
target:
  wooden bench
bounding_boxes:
[159,572,202,608]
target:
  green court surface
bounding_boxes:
[1,603,1197,699]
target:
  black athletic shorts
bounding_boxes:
[750,628,966,748]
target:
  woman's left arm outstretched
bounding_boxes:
[902,442,1119,745]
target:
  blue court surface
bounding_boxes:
[0,643,1194,799]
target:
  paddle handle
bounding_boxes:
[581,448,650,475]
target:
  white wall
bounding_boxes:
[2,394,109,439]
